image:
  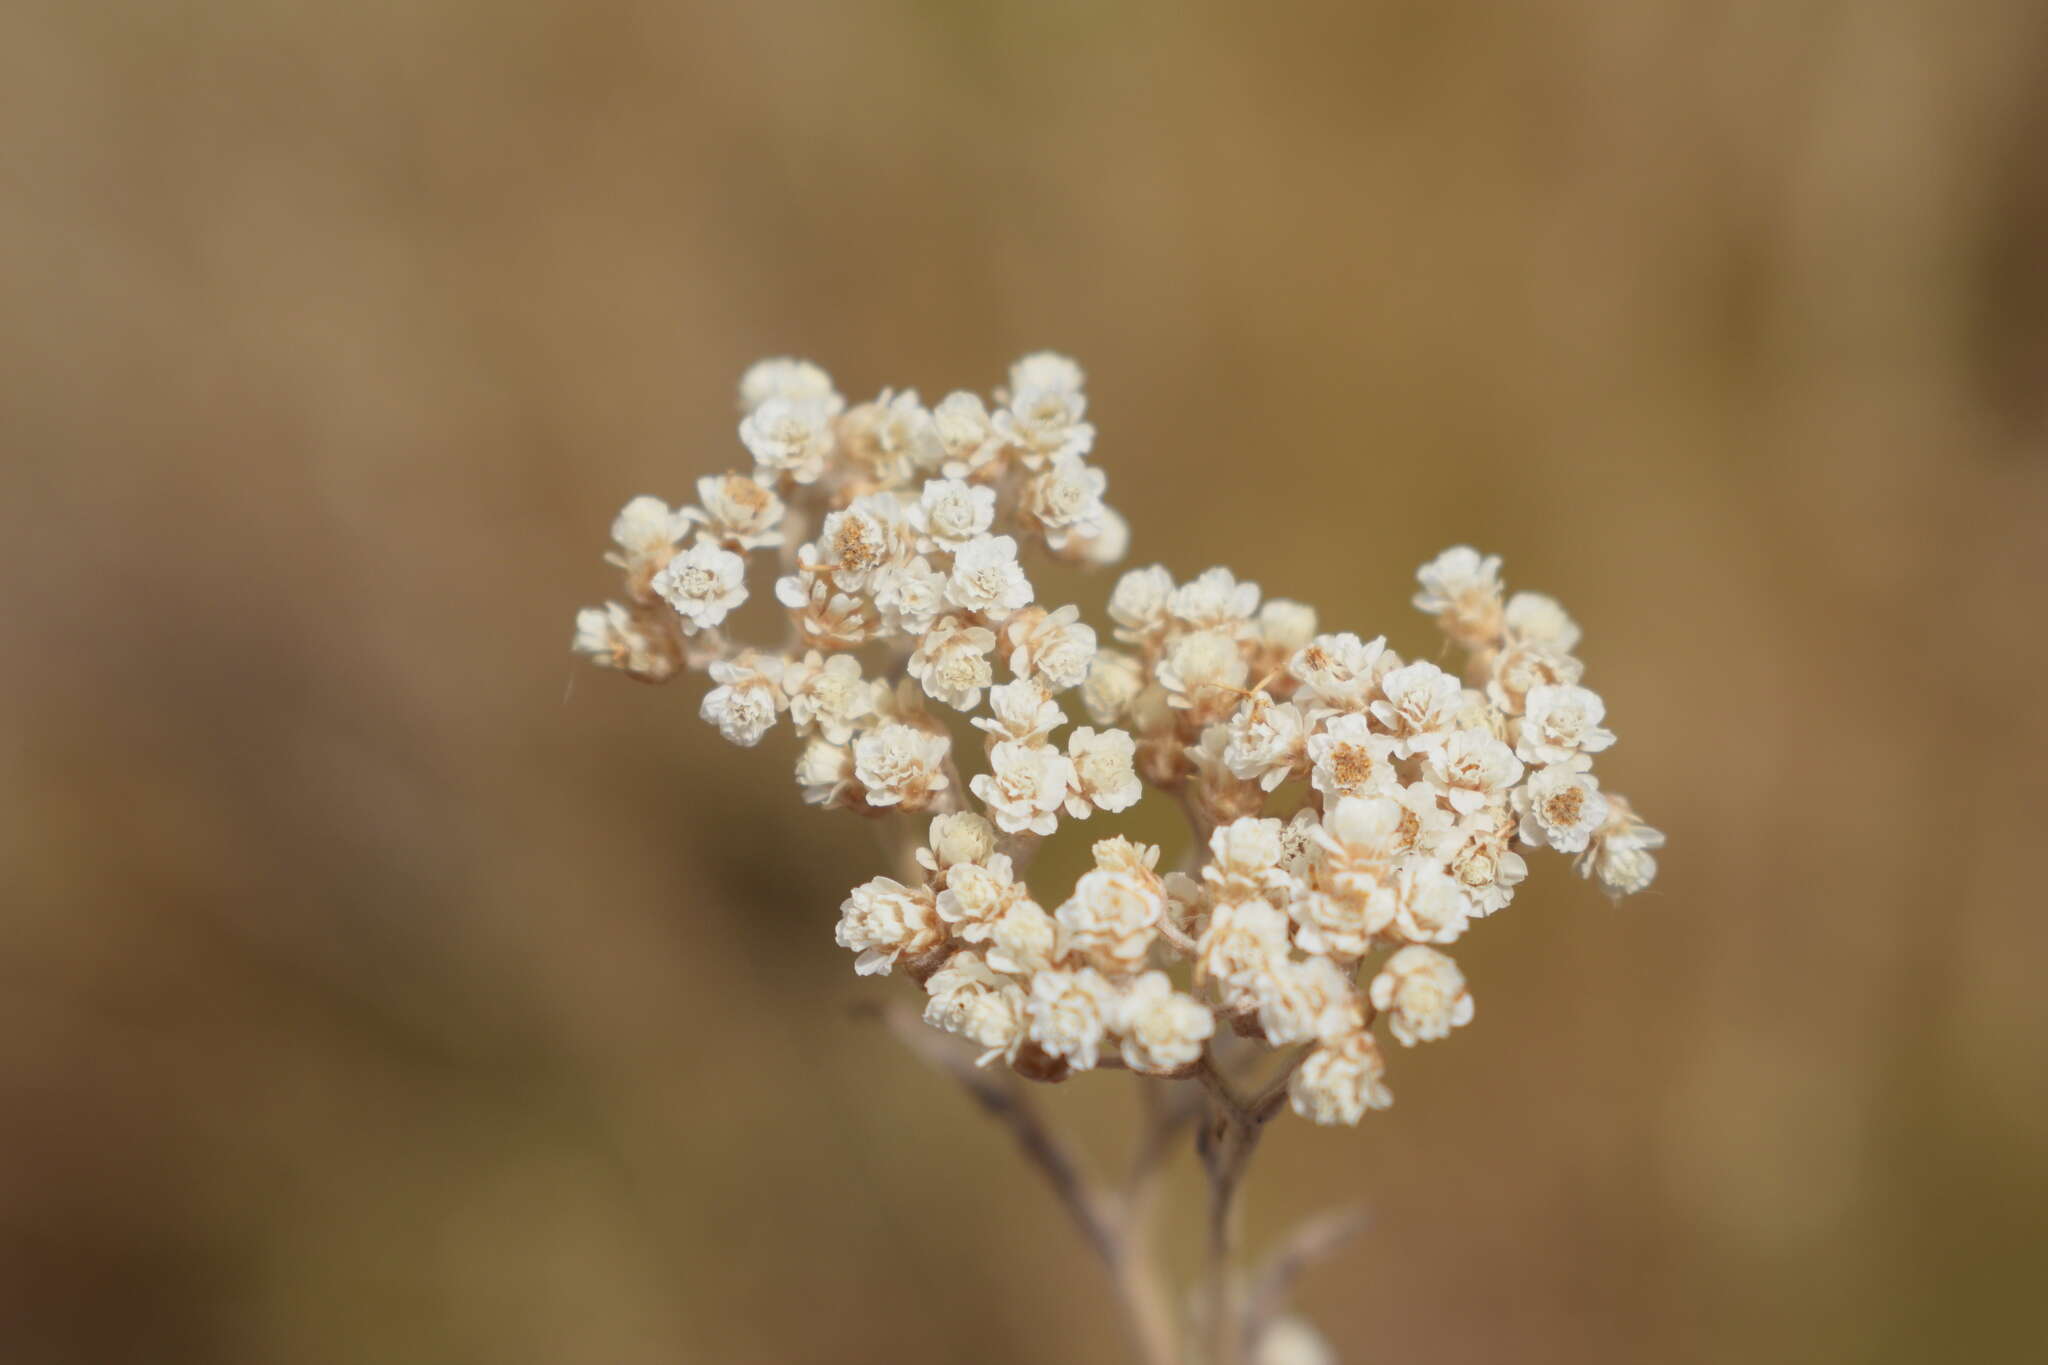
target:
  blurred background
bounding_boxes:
[4,2,2046,1362]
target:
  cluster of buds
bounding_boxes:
[573,354,1662,1126]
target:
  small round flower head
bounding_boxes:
[872,556,947,637]
[783,652,879,744]
[867,389,946,479]
[1204,817,1296,906]
[1308,712,1400,802]
[1009,351,1086,397]
[1413,546,1505,647]
[1487,640,1585,716]
[1108,565,1175,640]
[1576,795,1664,897]
[909,615,998,711]
[1024,452,1109,550]
[699,654,786,747]
[1222,698,1309,792]
[572,602,679,681]
[1170,567,1261,632]
[1255,955,1364,1046]
[794,737,854,807]
[1060,505,1129,567]
[1195,899,1292,1014]
[1370,660,1464,758]
[739,357,842,416]
[1066,727,1142,817]
[1386,859,1473,945]
[1313,795,1407,893]
[1006,605,1098,693]
[946,534,1034,618]
[924,952,1027,1063]
[996,383,1094,469]
[1515,684,1616,768]
[935,853,1024,939]
[932,391,1002,478]
[1503,591,1581,653]
[920,811,997,874]
[971,740,1076,836]
[1386,781,1456,858]
[1289,633,1389,711]
[776,572,878,651]
[1025,967,1118,1071]
[1158,628,1251,713]
[1441,814,1528,916]
[1257,599,1319,655]
[1055,841,1164,975]
[836,876,942,976]
[1276,808,1324,882]
[1117,971,1216,1073]
[739,396,836,485]
[1424,727,1526,816]
[652,541,749,632]
[1370,945,1474,1046]
[987,898,1058,975]
[1288,1030,1392,1126]
[973,678,1065,745]
[1514,763,1608,854]
[609,496,689,574]
[914,478,997,551]
[1080,649,1146,726]
[853,722,952,811]
[684,473,785,551]
[812,498,902,591]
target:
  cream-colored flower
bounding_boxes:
[1385,859,1473,945]
[1117,971,1215,1073]
[1008,351,1086,397]
[986,899,1058,975]
[1005,604,1098,692]
[651,541,748,632]
[853,722,952,811]
[1059,505,1129,567]
[995,384,1094,469]
[1080,649,1145,726]
[932,391,1002,478]
[1386,781,1455,858]
[783,652,878,744]
[1204,817,1297,906]
[1575,794,1664,897]
[1370,660,1463,758]
[1256,599,1319,655]
[1024,452,1108,549]
[738,396,835,484]
[683,473,785,551]
[1169,566,1261,631]
[913,477,997,551]
[1025,967,1118,1070]
[1255,955,1364,1046]
[1514,763,1608,854]
[699,654,786,747]
[1289,633,1389,710]
[920,812,997,873]
[1055,842,1164,974]
[871,555,947,637]
[1515,684,1615,768]
[1307,712,1399,802]
[1194,899,1292,1013]
[1288,1030,1392,1126]
[972,678,1065,744]
[909,615,998,711]
[794,737,854,807]
[971,739,1075,836]
[1486,641,1584,715]
[1222,698,1309,792]
[738,357,842,416]
[812,498,903,591]
[935,853,1025,940]
[1369,945,1474,1045]
[1441,814,1528,916]
[923,952,1027,1064]
[1413,546,1504,647]
[1157,628,1250,712]
[1065,727,1142,817]
[776,571,877,651]
[1503,591,1581,653]
[1424,727,1526,816]
[835,876,942,976]
[946,534,1034,618]
[607,496,689,576]
[1107,565,1175,641]
[571,602,678,681]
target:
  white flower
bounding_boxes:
[1385,859,1473,945]
[1386,781,1456,858]
[1487,641,1584,715]
[987,899,1058,975]
[835,876,941,976]
[971,740,1075,836]
[1424,728,1526,815]
[1255,955,1364,1046]
[1222,699,1308,792]
[932,391,1002,478]
[1055,842,1164,974]
[571,602,677,681]
[1307,712,1400,801]
[923,952,1027,1063]
[1413,546,1504,646]
[1005,604,1097,692]
[738,396,835,484]
[913,478,996,550]
[920,812,997,873]
[872,556,947,637]
[1289,633,1389,710]
[1195,899,1292,1014]
[1061,506,1129,567]
[738,357,842,416]
[935,854,1025,939]
[1204,817,1297,906]
[1169,567,1261,631]
[608,495,688,570]
[1024,452,1108,549]
[1026,967,1118,1070]
[1515,684,1616,767]
[699,654,786,746]
[1503,591,1581,653]
[865,389,945,478]
[776,572,877,651]
[1369,660,1463,757]
[995,384,1094,469]
[682,473,785,551]
[973,678,1065,744]
[1441,815,1528,916]
[651,541,748,632]
[1276,808,1324,882]
[1254,1317,1337,1365]
[1009,351,1085,397]
[812,498,902,591]
[853,722,952,810]
[1576,795,1664,897]
[1117,972,1215,1073]
[909,615,998,711]
[1514,763,1608,853]
[1080,649,1145,726]
[1108,566,1175,640]
[1066,727,1142,817]
[794,737,853,807]
[1157,628,1250,710]
[946,534,1034,618]
[1288,1031,1392,1126]
[1256,599,1319,654]
[784,652,879,744]
[1370,945,1474,1046]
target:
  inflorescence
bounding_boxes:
[572,354,1663,1126]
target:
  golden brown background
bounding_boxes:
[5,3,2046,1362]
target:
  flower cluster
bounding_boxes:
[573,355,1662,1125]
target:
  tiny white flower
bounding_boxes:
[1107,565,1175,640]
[995,384,1094,469]
[973,678,1065,745]
[1080,649,1146,726]
[935,853,1025,939]
[1117,971,1215,1073]
[1413,545,1505,646]
[1255,955,1364,1046]
[923,952,1027,1064]
[1441,814,1529,916]
[1487,641,1584,715]
[872,555,947,637]
[1515,684,1616,767]
[1059,505,1129,567]
[682,473,785,551]
[784,652,879,744]
[913,478,997,550]
[909,615,998,711]
[651,541,748,632]
[1370,660,1463,758]
[920,812,997,873]
[986,899,1059,975]
[932,391,1002,478]
[1288,1031,1392,1126]
[1005,604,1097,692]
[1204,817,1297,906]
[738,396,835,484]
[1026,967,1118,1071]
[1307,712,1400,801]
[1008,351,1086,397]
[1369,945,1474,1046]
[1222,698,1309,792]
[1055,840,1165,974]
[946,534,1034,618]
[699,654,786,747]
[812,498,902,591]
[738,357,842,416]
[1385,859,1473,945]
[1024,452,1108,549]
[1157,628,1250,711]
[853,722,952,811]
[608,495,689,570]
[1503,591,1581,653]
[571,602,677,681]
[1424,727,1526,815]
[1065,727,1142,818]
[1256,599,1319,654]
[1289,633,1389,710]
[1169,567,1261,631]
[794,737,853,807]
[1194,899,1293,1014]
[971,739,1075,836]
[835,876,941,976]
[1575,795,1664,897]
[1514,763,1608,853]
